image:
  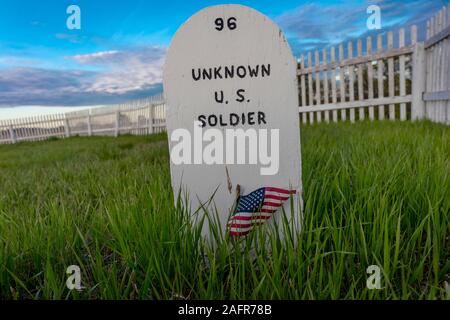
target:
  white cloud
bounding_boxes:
[68,46,166,94]
[71,50,120,64]
[0,46,166,106]
[276,0,445,54]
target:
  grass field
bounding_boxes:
[0,121,449,300]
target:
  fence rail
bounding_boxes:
[0,6,449,145]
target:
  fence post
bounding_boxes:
[87,110,92,137]
[148,104,154,134]
[9,123,16,144]
[64,116,71,138]
[411,42,426,121]
[115,110,120,137]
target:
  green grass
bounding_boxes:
[0,121,449,300]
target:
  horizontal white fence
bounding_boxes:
[298,4,450,125]
[0,6,449,145]
[0,94,166,145]
[298,28,416,124]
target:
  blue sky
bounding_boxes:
[0,0,448,115]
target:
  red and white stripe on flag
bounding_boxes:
[228,187,296,237]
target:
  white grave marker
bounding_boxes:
[164,4,302,240]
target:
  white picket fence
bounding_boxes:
[423,5,450,124]
[298,4,450,125]
[0,6,449,145]
[0,94,166,145]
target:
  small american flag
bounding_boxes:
[227,187,296,237]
